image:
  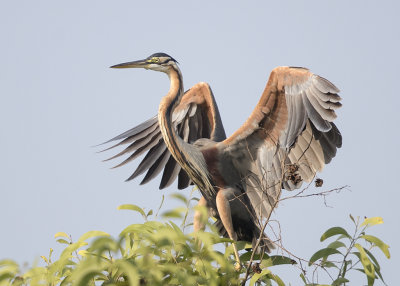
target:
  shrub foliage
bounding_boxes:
[0,195,390,286]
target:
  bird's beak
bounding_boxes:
[110,59,148,69]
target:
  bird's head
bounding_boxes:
[110,53,178,73]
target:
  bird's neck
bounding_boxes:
[158,66,185,162]
[158,67,215,199]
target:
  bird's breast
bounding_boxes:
[201,147,227,189]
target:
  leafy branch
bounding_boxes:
[0,194,390,286]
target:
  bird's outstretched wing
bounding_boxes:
[220,66,342,219]
[101,82,226,189]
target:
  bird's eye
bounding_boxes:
[147,57,160,63]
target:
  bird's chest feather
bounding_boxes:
[201,147,227,189]
[201,146,243,189]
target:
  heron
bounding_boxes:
[102,52,342,268]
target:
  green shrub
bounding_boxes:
[0,195,390,286]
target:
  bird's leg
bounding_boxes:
[193,196,209,249]
[216,189,241,271]
[193,196,208,232]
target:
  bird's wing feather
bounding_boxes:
[221,66,342,219]
[101,82,226,189]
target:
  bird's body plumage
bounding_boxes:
[103,53,342,262]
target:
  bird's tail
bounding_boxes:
[251,228,275,254]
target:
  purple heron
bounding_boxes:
[102,52,342,267]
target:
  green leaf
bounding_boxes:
[0,259,19,271]
[342,259,351,277]
[236,241,254,251]
[309,248,341,266]
[170,193,188,204]
[355,267,366,273]
[238,251,260,262]
[0,259,19,267]
[168,221,184,236]
[54,232,69,239]
[270,273,285,286]
[332,277,349,285]
[355,267,377,286]
[144,221,164,229]
[147,209,153,217]
[336,234,350,241]
[155,195,165,216]
[361,235,390,258]
[260,255,296,268]
[368,275,375,286]
[327,240,347,250]
[354,244,375,283]
[0,273,15,283]
[361,217,383,227]
[0,260,19,282]
[320,227,351,242]
[300,273,307,283]
[78,230,109,242]
[56,239,70,245]
[117,204,146,218]
[349,214,356,224]
[115,260,139,286]
[374,266,386,285]
[77,250,88,257]
[363,248,387,285]
[75,270,104,286]
[161,207,186,218]
[249,268,271,286]
[60,241,88,260]
[40,256,48,264]
[363,248,380,270]
[120,223,152,236]
[321,261,338,268]
[89,237,119,258]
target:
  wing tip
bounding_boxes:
[313,75,341,94]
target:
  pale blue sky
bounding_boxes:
[1,0,399,284]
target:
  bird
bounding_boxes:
[101,52,342,268]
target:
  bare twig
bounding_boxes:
[241,186,282,285]
[279,185,350,206]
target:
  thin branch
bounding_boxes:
[241,185,282,285]
[279,185,350,206]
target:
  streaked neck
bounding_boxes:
[157,66,215,199]
[158,65,185,159]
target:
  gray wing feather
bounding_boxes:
[104,127,161,162]
[101,122,159,154]
[128,142,167,180]
[225,67,342,221]
[140,148,171,185]
[282,90,307,147]
[101,86,226,189]
[103,117,158,144]
[302,95,332,132]
[128,106,193,182]
[312,75,340,94]
[157,105,199,189]
[178,169,191,190]
[306,87,336,121]
[159,156,182,189]
[112,133,163,169]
